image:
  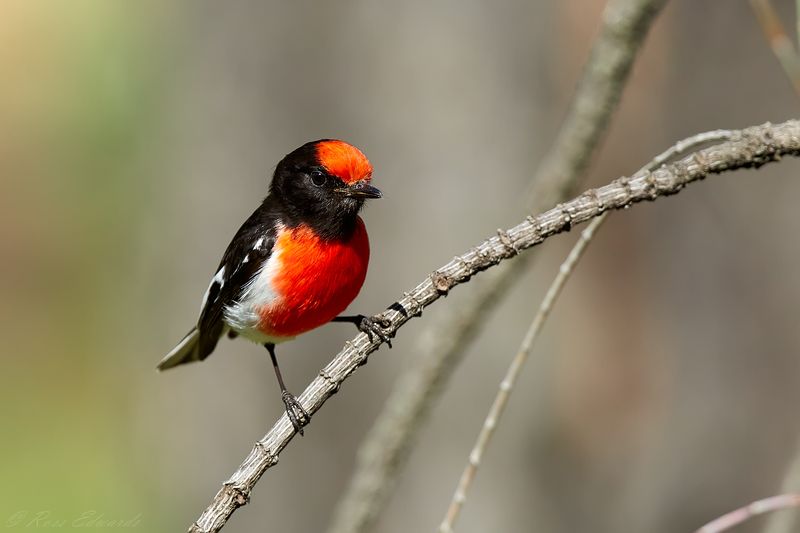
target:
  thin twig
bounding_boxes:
[190,120,800,532]
[648,129,735,167]
[750,0,800,96]
[327,1,668,531]
[436,128,733,533]
[695,494,800,533]
[797,0,800,51]
[438,213,608,533]
[763,441,800,533]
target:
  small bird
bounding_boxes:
[158,139,388,434]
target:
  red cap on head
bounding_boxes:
[316,140,373,184]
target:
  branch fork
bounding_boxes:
[189,119,800,533]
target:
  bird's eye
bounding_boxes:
[309,170,327,187]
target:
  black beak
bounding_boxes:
[341,181,382,199]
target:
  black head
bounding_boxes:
[269,140,380,239]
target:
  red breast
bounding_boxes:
[257,218,370,338]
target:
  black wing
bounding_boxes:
[195,200,279,359]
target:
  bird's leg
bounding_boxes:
[265,343,310,435]
[332,314,393,348]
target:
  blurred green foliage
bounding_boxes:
[0,2,172,529]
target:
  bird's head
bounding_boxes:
[271,140,381,228]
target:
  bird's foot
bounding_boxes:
[281,390,310,435]
[356,314,393,348]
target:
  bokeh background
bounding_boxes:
[2,1,800,532]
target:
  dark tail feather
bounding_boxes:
[157,328,202,370]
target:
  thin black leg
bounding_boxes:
[332,314,393,348]
[265,343,310,435]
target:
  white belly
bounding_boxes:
[222,246,294,345]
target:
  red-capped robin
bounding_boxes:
[158,140,388,434]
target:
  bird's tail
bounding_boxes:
[157,328,202,371]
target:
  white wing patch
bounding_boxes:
[200,265,226,312]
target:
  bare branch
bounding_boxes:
[437,128,734,533]
[328,1,669,531]
[695,494,800,533]
[190,119,800,532]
